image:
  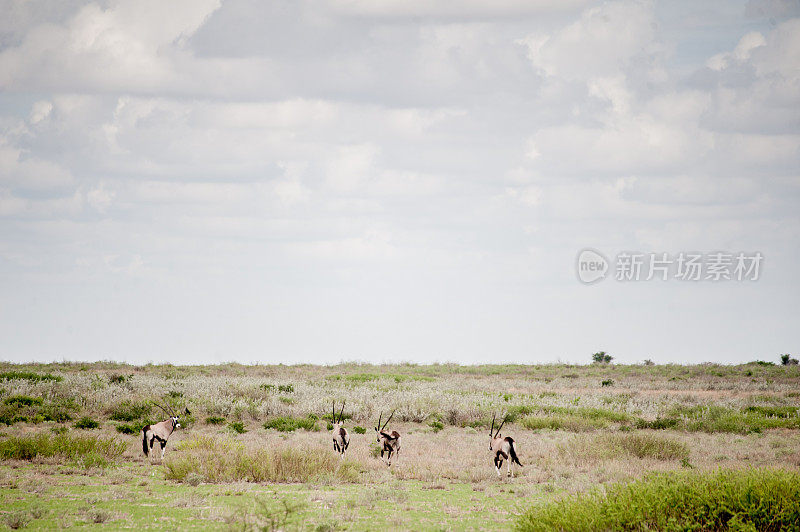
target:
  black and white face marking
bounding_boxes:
[172,416,180,429]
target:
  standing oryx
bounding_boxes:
[488,414,522,478]
[142,403,189,462]
[331,400,350,458]
[375,411,401,466]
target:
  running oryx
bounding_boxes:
[331,400,350,458]
[142,403,189,462]
[488,414,522,477]
[375,411,401,466]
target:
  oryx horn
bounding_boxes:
[494,414,508,438]
[381,410,394,431]
[339,400,345,424]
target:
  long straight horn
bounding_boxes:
[490,413,496,435]
[339,400,345,425]
[382,410,394,431]
[332,400,336,424]
[495,415,507,438]
[377,412,382,429]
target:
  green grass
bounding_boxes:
[0,371,62,383]
[521,414,608,432]
[0,433,125,461]
[517,468,800,531]
[264,415,319,432]
[205,416,226,425]
[165,435,361,484]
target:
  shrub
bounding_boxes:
[108,400,151,422]
[353,426,366,434]
[108,374,128,384]
[4,396,43,407]
[0,433,125,461]
[264,415,318,432]
[636,417,680,430]
[521,415,607,432]
[781,354,799,366]
[74,416,100,429]
[115,422,150,434]
[229,421,247,434]
[601,379,614,387]
[429,421,444,433]
[592,351,613,364]
[164,435,360,483]
[0,371,62,383]
[516,468,800,531]
[206,416,226,425]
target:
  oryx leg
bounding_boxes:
[507,458,512,477]
[160,441,166,461]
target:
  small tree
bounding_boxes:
[781,354,798,366]
[592,351,613,364]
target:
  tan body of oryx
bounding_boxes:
[142,404,188,462]
[375,411,401,466]
[331,400,350,459]
[489,414,522,478]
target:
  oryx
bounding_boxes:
[331,400,350,458]
[375,411,401,466]
[489,414,522,478]
[142,403,189,462]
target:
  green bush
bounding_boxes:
[636,417,680,430]
[353,426,366,434]
[74,416,100,429]
[4,396,43,407]
[429,420,444,433]
[206,416,226,425]
[108,400,151,422]
[264,415,318,432]
[115,421,151,434]
[229,421,247,434]
[0,433,125,461]
[516,468,800,531]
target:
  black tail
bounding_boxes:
[141,426,149,456]
[506,437,522,466]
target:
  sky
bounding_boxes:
[0,0,798,366]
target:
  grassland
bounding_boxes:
[0,361,798,529]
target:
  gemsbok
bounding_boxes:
[331,400,350,459]
[142,403,189,462]
[488,413,522,478]
[374,411,401,466]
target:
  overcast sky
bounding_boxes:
[0,0,798,365]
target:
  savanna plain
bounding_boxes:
[0,361,799,530]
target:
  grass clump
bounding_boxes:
[0,371,62,383]
[516,467,800,531]
[353,426,366,434]
[0,432,125,461]
[74,416,100,429]
[165,435,361,484]
[115,421,150,434]
[561,433,689,461]
[206,416,226,425]
[264,415,318,432]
